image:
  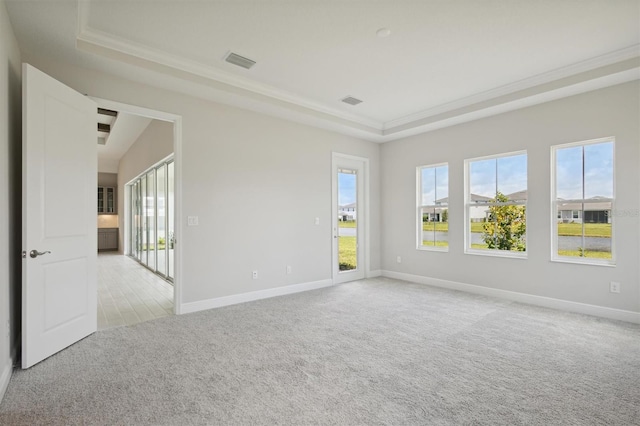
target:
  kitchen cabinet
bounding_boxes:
[98,186,116,214]
[98,228,118,251]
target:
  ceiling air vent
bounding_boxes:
[341,96,363,106]
[224,52,256,69]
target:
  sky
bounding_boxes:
[421,165,449,205]
[556,142,613,200]
[338,171,357,205]
[351,141,613,207]
[469,154,527,198]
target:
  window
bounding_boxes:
[465,152,527,257]
[417,163,448,250]
[552,138,614,264]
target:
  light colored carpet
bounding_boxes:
[0,277,639,425]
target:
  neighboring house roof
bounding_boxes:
[435,194,492,204]
[435,191,611,210]
[505,190,527,201]
[339,203,356,209]
[557,201,612,211]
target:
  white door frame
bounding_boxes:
[90,97,184,314]
[332,152,370,283]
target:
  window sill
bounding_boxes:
[464,248,527,260]
[550,257,616,267]
[417,246,449,253]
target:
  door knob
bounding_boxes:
[29,250,51,258]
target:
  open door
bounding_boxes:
[22,64,97,368]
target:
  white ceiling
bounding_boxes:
[97,112,152,173]
[5,0,640,142]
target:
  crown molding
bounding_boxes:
[76,3,381,132]
[384,44,640,131]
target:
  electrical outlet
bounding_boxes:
[252,270,258,280]
[286,265,292,274]
[397,256,402,264]
[610,281,620,293]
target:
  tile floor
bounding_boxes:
[97,252,174,330]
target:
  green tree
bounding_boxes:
[441,209,448,223]
[482,192,526,251]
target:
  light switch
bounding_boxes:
[315,217,320,225]
[187,216,199,226]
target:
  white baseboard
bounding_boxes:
[180,279,334,315]
[382,270,640,324]
[367,269,382,278]
[0,359,12,404]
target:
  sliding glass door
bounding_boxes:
[128,158,174,281]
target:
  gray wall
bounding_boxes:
[117,119,174,252]
[381,81,640,312]
[98,172,118,188]
[23,55,382,307]
[0,0,22,397]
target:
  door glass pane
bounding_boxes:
[338,169,357,271]
[167,161,175,280]
[146,170,155,270]
[106,188,115,213]
[156,165,166,276]
[141,175,147,265]
[97,187,104,213]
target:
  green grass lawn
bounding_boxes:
[338,220,357,228]
[423,222,611,237]
[557,223,611,238]
[421,241,449,247]
[557,250,612,259]
[338,236,357,270]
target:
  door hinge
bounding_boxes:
[21,251,26,259]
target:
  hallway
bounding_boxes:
[97,253,173,330]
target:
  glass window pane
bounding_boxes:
[338,170,357,271]
[470,158,496,199]
[141,175,147,265]
[421,207,448,248]
[146,171,155,271]
[556,145,583,200]
[497,154,527,200]
[584,142,613,200]
[468,153,527,254]
[469,217,489,250]
[583,202,612,259]
[167,162,175,280]
[556,201,581,258]
[421,167,435,205]
[435,165,448,202]
[156,165,166,276]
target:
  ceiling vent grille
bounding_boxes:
[224,52,256,69]
[341,96,363,106]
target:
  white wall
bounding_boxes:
[117,119,174,252]
[22,56,381,308]
[381,82,640,313]
[0,0,22,399]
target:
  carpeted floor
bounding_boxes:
[1,277,639,425]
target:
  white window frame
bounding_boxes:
[551,137,615,266]
[464,150,528,259]
[417,163,449,252]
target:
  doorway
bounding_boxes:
[332,153,368,284]
[93,97,182,329]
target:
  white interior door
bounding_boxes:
[22,63,97,368]
[332,153,366,284]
